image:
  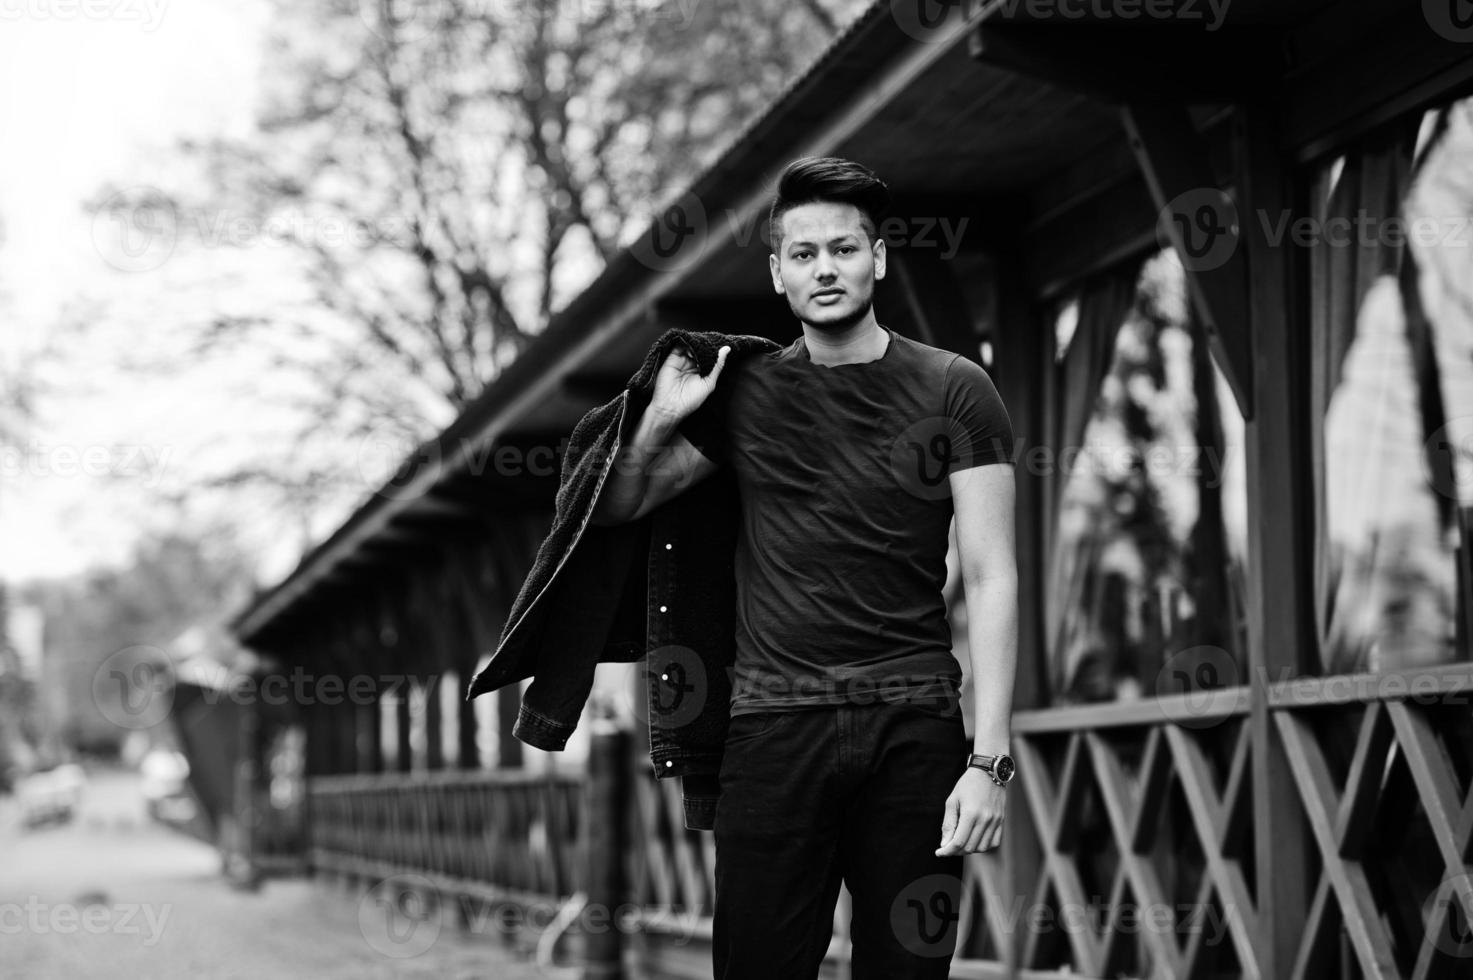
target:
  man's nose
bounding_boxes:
[813,252,837,279]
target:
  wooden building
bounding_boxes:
[229,1,1473,976]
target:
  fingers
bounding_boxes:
[935,797,960,855]
[708,344,730,380]
[938,811,1004,856]
[937,808,976,857]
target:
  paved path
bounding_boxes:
[0,767,579,979]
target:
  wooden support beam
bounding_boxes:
[1122,101,1255,419]
[1237,100,1314,978]
[988,242,1045,974]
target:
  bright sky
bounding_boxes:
[0,0,278,582]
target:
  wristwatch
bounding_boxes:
[967,752,1016,786]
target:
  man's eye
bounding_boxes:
[791,251,811,260]
[836,246,855,255]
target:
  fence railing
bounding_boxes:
[298,663,1473,979]
[308,767,583,910]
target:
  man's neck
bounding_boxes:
[801,315,886,366]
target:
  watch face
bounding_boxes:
[994,755,1016,782]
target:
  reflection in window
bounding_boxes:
[1045,250,1248,703]
[1312,98,1473,674]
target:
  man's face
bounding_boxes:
[769,201,886,331]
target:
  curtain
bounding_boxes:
[1041,261,1144,702]
[1310,112,1467,674]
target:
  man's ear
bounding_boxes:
[769,253,783,294]
[873,236,887,281]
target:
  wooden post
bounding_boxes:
[1237,101,1314,978]
[584,723,628,980]
[990,245,1047,974]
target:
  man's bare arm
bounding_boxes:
[937,461,1018,857]
[589,344,727,526]
[952,462,1018,754]
[590,421,719,525]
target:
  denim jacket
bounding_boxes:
[465,328,783,830]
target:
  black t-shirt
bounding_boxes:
[678,324,1015,716]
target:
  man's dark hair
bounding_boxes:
[768,156,891,251]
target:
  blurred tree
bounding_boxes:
[80,0,860,529]
[18,527,257,757]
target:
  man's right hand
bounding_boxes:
[650,343,730,421]
[589,343,729,526]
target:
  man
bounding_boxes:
[590,156,1018,979]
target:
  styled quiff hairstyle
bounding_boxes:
[768,156,891,251]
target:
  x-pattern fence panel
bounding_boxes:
[1273,668,1473,980]
[985,689,1260,979]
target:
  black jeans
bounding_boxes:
[711,698,969,979]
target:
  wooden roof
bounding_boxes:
[232,0,1473,645]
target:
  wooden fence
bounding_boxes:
[294,662,1473,979]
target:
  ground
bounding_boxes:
[0,766,578,980]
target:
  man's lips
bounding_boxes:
[812,289,844,299]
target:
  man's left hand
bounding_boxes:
[935,767,1007,856]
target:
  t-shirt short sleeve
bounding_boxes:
[944,355,1015,470]
[676,379,729,465]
